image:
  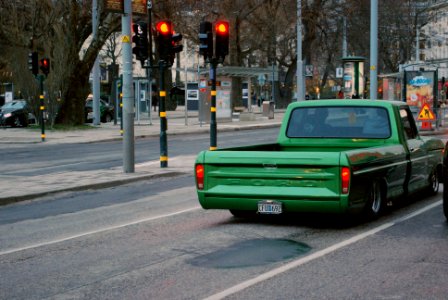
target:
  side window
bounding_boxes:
[400,108,418,140]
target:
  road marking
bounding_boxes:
[0,206,201,256]
[204,200,442,300]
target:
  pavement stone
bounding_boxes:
[1,105,447,205]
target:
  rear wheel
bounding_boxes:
[363,180,383,219]
[427,168,439,195]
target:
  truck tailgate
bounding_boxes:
[202,150,342,200]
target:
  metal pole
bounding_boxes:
[342,17,347,57]
[184,42,188,126]
[369,0,378,100]
[210,60,217,150]
[271,63,275,104]
[159,61,168,168]
[39,75,45,142]
[416,26,420,63]
[147,0,153,125]
[92,0,100,125]
[122,0,135,173]
[297,0,304,101]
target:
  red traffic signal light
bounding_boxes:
[40,58,50,76]
[156,20,172,35]
[215,20,229,62]
[156,20,182,67]
[215,21,229,35]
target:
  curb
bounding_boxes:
[0,171,187,206]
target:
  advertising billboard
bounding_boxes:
[405,71,436,107]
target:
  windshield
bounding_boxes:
[286,106,391,139]
[1,101,26,109]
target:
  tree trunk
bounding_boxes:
[56,63,91,125]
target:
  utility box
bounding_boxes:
[198,76,233,123]
[262,101,274,119]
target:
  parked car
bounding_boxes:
[0,100,34,127]
[85,98,114,123]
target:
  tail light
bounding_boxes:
[195,164,204,190]
[341,167,350,194]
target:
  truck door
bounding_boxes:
[400,108,427,193]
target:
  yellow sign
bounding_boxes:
[417,104,435,120]
[122,35,130,43]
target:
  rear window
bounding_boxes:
[286,106,391,139]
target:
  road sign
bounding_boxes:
[417,103,435,121]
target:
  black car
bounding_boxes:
[85,98,115,123]
[0,100,33,127]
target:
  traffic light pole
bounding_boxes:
[159,61,168,168]
[38,75,46,142]
[210,60,218,150]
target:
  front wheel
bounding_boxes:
[363,180,384,220]
[12,116,22,127]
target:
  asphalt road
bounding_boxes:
[0,174,446,299]
[1,128,447,299]
[0,127,280,177]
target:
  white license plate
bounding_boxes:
[258,200,282,214]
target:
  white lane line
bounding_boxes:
[0,206,201,256]
[204,200,442,300]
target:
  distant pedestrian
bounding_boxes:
[337,90,344,99]
[152,91,158,112]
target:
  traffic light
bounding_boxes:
[199,21,213,62]
[171,33,184,54]
[132,22,149,65]
[215,21,229,63]
[156,20,183,66]
[28,52,38,76]
[156,20,173,63]
[40,58,50,76]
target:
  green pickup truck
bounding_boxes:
[195,100,445,219]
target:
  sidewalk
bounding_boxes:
[0,106,284,205]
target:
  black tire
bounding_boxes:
[104,113,112,123]
[22,116,28,127]
[444,184,448,221]
[363,180,384,220]
[427,168,439,196]
[444,167,448,221]
[229,209,256,218]
[12,116,21,127]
